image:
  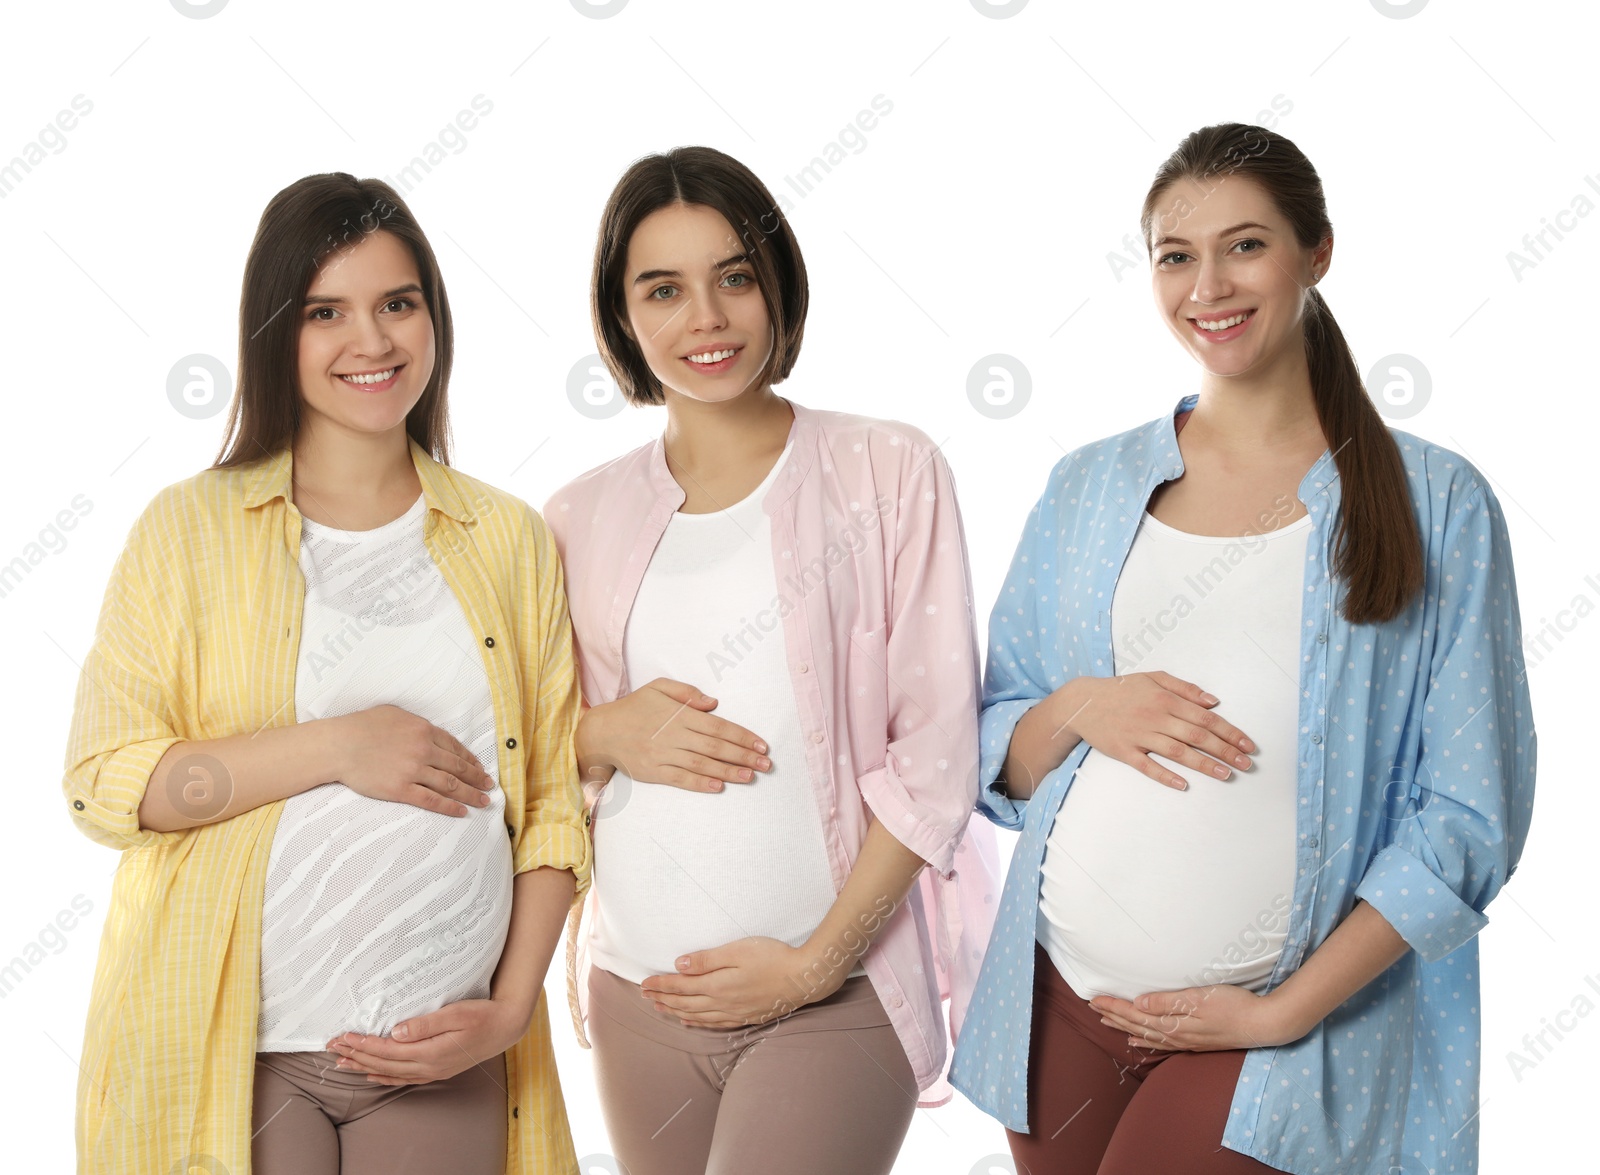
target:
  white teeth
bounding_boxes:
[1196,313,1249,331]
[686,348,737,365]
[339,368,396,384]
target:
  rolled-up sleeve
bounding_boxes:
[62,513,185,853]
[975,475,1061,832]
[512,504,593,895]
[855,439,981,878]
[1354,482,1536,961]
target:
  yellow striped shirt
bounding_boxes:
[62,438,592,1174]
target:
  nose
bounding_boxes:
[686,286,729,334]
[1189,254,1232,307]
[350,311,393,360]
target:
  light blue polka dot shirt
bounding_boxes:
[949,395,1537,1175]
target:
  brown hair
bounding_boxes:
[214,173,453,468]
[591,146,809,406]
[1141,123,1422,625]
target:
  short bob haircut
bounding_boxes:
[214,173,454,468]
[591,146,809,406]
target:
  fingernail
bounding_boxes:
[740,769,753,781]
[1240,738,1255,752]
[1201,692,1219,705]
[1213,765,1229,779]
[1235,754,1250,768]
[755,740,768,753]
[708,781,723,792]
[677,958,691,971]
[394,1023,410,1040]
[757,757,771,770]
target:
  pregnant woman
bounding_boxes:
[949,123,1536,1174]
[63,175,590,1174]
[544,146,995,1175]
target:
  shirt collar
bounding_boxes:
[643,396,816,514]
[239,436,476,523]
[1151,392,1342,513]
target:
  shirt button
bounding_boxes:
[1310,733,1322,745]
[799,662,809,673]
[505,737,517,749]
[72,799,85,811]
[1308,836,1320,849]
[891,994,904,1009]
[484,637,496,648]
[1315,633,1328,644]
[506,823,515,838]
[811,732,824,744]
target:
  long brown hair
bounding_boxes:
[214,173,454,468]
[1141,124,1422,625]
[591,146,809,406]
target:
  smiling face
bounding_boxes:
[296,229,436,441]
[620,202,774,405]
[1149,174,1330,383]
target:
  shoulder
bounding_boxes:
[1035,413,1172,505]
[1388,428,1491,504]
[541,437,657,544]
[130,464,258,548]
[806,406,947,477]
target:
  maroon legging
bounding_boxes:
[1007,943,1279,1175]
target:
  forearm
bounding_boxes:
[797,818,927,1002]
[490,866,578,1031]
[137,718,344,832]
[1269,900,1410,1038]
[999,677,1088,800]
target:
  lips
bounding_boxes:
[336,364,404,391]
[1188,309,1255,342]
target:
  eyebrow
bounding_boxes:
[631,252,750,286]
[303,282,424,306]
[1153,222,1272,249]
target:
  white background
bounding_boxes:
[1,1,1591,1171]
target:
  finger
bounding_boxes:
[645,991,718,1013]
[418,771,478,815]
[1131,752,1188,791]
[667,752,750,789]
[1152,672,1220,708]
[690,713,770,758]
[649,678,720,710]
[684,731,769,777]
[1174,704,1256,759]
[1152,735,1237,781]
[399,780,471,817]
[434,732,495,787]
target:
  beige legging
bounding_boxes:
[586,964,919,1175]
[250,1048,507,1174]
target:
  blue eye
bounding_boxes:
[650,285,678,300]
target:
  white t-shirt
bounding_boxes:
[257,495,514,1052]
[1037,509,1309,1001]
[588,441,857,983]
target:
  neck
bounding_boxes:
[1186,344,1323,456]
[661,386,794,473]
[292,418,417,500]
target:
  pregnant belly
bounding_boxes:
[1037,749,1297,1001]
[588,769,839,983]
[258,783,514,1047]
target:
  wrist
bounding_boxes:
[794,930,859,1007]
[574,703,614,774]
[308,715,348,786]
[1048,677,1090,741]
[1261,981,1319,1045]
